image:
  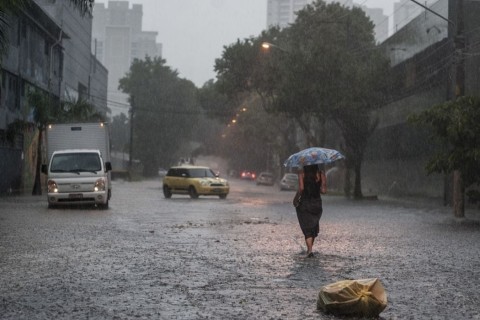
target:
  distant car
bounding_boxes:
[256,172,275,186]
[240,170,256,180]
[158,168,168,177]
[162,165,229,199]
[279,173,298,191]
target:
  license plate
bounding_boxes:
[212,188,221,193]
[69,193,83,199]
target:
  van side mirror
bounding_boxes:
[41,164,47,174]
[105,162,112,172]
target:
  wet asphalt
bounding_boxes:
[0,178,479,320]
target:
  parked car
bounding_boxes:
[162,165,229,199]
[158,167,168,177]
[240,170,256,180]
[256,172,275,186]
[279,173,298,191]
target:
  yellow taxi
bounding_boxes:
[162,165,229,199]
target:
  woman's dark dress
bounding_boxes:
[296,169,323,239]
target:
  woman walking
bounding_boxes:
[296,164,326,258]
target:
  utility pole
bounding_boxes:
[129,95,135,178]
[452,0,465,218]
[410,0,465,217]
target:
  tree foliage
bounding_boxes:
[409,96,480,193]
[111,113,129,152]
[197,79,234,122]
[119,57,199,176]
[213,0,389,198]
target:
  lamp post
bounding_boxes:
[261,42,288,53]
[128,95,135,178]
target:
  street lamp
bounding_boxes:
[261,42,288,52]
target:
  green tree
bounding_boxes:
[111,113,129,152]
[213,28,300,174]
[59,98,104,122]
[209,95,288,174]
[209,34,297,175]
[119,57,199,176]
[28,91,50,195]
[409,96,480,217]
[214,27,283,109]
[197,80,235,121]
[278,1,389,198]
[214,1,389,198]
[195,80,231,157]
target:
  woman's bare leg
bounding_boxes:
[305,237,314,256]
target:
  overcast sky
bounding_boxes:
[108,0,396,87]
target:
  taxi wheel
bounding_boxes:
[163,185,172,198]
[189,186,199,199]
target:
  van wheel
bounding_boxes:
[98,201,109,210]
[189,186,198,199]
[163,185,172,198]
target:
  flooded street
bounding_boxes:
[1,179,480,319]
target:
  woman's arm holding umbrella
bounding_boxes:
[298,170,305,193]
[320,170,327,194]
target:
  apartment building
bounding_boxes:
[267,0,313,28]
[393,0,439,32]
[92,1,162,116]
[0,0,108,194]
[34,0,108,115]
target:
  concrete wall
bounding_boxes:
[0,147,22,194]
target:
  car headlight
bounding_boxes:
[94,178,106,191]
[47,180,58,193]
[200,179,209,186]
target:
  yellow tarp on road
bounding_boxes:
[317,278,387,317]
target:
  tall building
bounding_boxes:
[266,0,314,29]
[360,6,389,43]
[92,1,162,116]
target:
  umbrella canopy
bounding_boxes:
[284,147,345,168]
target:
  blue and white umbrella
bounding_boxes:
[284,147,345,168]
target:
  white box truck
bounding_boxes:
[41,122,112,209]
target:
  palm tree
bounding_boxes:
[28,91,52,195]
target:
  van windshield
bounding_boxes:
[51,153,102,173]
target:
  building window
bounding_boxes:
[78,82,88,101]
[45,39,50,56]
[21,20,26,39]
[7,16,19,47]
